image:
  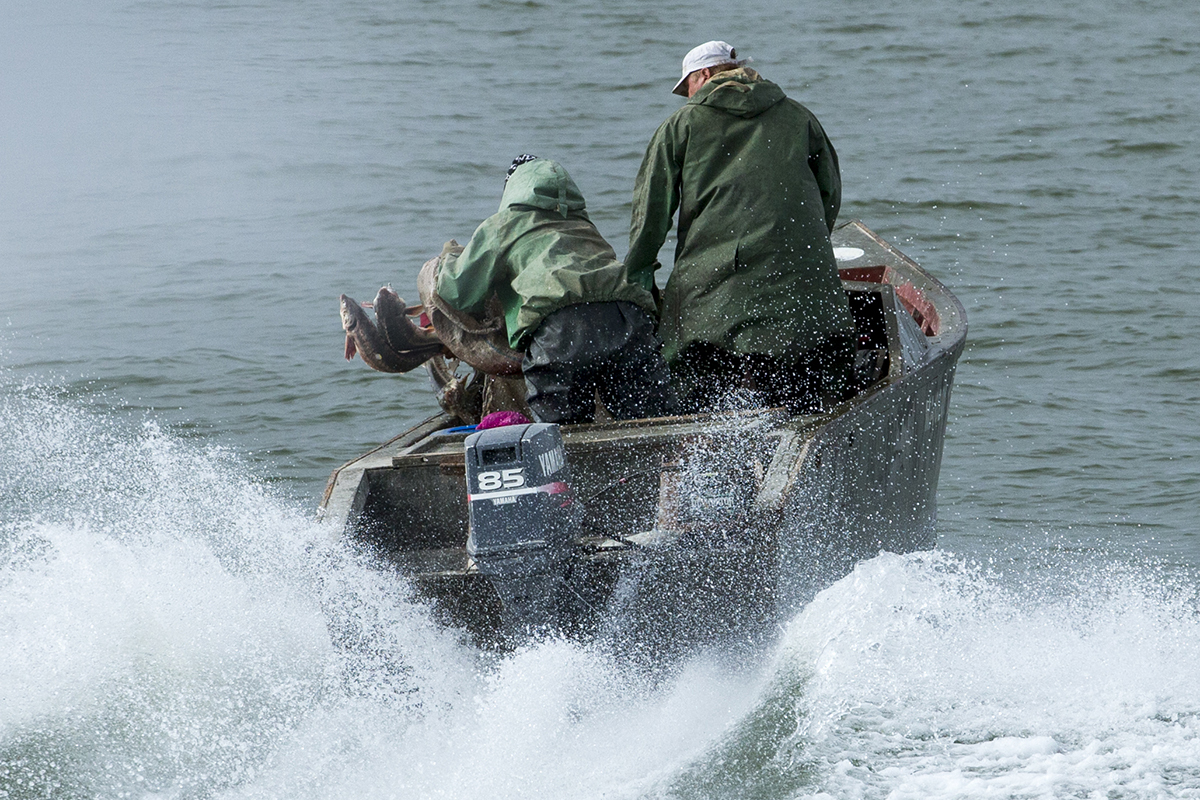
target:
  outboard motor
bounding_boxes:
[464,423,581,633]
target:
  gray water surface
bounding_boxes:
[3,1,1199,797]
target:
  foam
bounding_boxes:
[774,551,1200,798]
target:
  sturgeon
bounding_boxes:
[340,294,443,373]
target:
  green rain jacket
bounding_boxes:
[437,159,656,350]
[626,68,855,362]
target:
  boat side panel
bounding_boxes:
[356,462,470,551]
[567,438,685,538]
[318,468,369,530]
[773,342,961,608]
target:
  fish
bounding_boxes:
[417,247,525,376]
[340,293,443,373]
[372,286,445,362]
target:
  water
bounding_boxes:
[3,0,1199,796]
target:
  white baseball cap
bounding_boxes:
[672,40,751,96]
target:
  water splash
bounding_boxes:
[774,551,1200,799]
[0,381,765,799]
[0,382,474,798]
[5,380,1199,798]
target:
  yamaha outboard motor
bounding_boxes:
[464,423,581,634]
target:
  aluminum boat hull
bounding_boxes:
[319,221,967,648]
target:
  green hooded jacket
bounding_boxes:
[437,159,656,350]
[626,67,855,362]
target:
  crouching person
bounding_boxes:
[436,155,676,425]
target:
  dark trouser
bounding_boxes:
[672,332,856,415]
[522,302,677,425]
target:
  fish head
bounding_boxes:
[339,294,363,332]
[374,285,405,308]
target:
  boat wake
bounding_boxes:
[773,550,1200,798]
[3,379,1198,799]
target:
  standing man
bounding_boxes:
[626,41,857,414]
[437,155,675,425]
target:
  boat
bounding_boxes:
[319,220,967,650]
